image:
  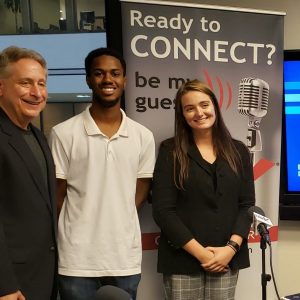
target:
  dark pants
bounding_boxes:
[58,274,141,300]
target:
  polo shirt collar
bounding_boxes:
[83,105,128,137]
[117,109,129,137]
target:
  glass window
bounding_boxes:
[0,0,105,34]
[0,0,107,132]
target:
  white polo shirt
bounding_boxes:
[49,106,155,276]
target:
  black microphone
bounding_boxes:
[247,206,272,245]
[94,285,132,300]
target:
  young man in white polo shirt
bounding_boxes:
[49,48,155,300]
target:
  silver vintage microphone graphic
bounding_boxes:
[238,77,269,163]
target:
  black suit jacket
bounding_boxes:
[152,138,255,274]
[0,109,57,299]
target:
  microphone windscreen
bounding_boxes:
[94,285,132,300]
[247,205,265,222]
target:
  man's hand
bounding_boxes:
[0,291,25,300]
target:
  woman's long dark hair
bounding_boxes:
[173,79,242,189]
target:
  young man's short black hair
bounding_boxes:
[84,47,126,76]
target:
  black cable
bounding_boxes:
[268,243,281,300]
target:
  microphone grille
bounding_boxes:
[247,205,265,222]
[238,77,269,117]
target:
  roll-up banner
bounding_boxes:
[121,1,284,299]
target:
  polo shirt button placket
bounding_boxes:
[106,140,112,160]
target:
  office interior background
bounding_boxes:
[0,0,299,297]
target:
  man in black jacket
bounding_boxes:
[0,46,57,300]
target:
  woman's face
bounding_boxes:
[181,90,216,133]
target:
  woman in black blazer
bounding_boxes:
[152,80,255,300]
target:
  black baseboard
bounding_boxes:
[279,204,300,220]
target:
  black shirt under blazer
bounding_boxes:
[0,109,57,299]
[152,138,255,275]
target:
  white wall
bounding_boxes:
[277,221,300,296]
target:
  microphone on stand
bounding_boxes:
[238,77,269,163]
[94,285,132,300]
[247,205,273,245]
[247,206,278,300]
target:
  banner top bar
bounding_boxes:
[120,0,286,16]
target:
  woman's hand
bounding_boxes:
[199,247,215,264]
[183,239,214,264]
[201,246,236,272]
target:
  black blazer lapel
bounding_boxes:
[0,110,53,213]
[187,142,213,175]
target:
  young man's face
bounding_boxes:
[86,55,126,108]
[0,58,47,129]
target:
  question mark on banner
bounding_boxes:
[266,44,276,65]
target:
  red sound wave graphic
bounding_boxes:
[226,82,232,109]
[203,69,214,91]
[203,70,233,110]
[216,76,224,108]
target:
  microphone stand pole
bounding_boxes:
[260,236,271,300]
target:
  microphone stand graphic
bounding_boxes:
[238,77,269,164]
